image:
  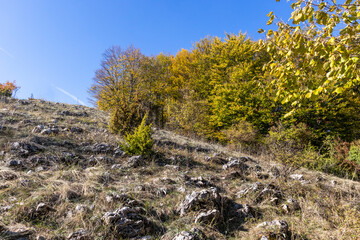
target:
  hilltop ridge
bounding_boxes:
[1,97,360,240]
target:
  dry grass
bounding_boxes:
[1,97,360,239]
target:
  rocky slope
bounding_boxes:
[1,97,360,240]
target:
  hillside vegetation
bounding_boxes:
[1,97,360,239]
[1,1,360,239]
[90,0,360,179]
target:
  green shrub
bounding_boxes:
[348,140,360,165]
[222,120,259,153]
[120,114,154,156]
[265,122,315,164]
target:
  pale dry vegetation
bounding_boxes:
[1,97,360,240]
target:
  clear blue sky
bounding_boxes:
[0,0,293,106]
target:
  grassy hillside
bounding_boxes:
[1,97,360,240]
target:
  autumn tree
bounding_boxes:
[257,0,360,142]
[166,34,275,141]
[90,46,147,134]
[90,46,171,134]
[260,0,360,108]
[0,81,20,97]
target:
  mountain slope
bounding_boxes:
[1,97,360,240]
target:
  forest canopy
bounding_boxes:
[90,0,360,178]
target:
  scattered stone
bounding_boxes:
[111,164,123,169]
[255,171,269,179]
[105,193,126,203]
[232,203,255,220]
[177,187,186,193]
[256,220,290,240]
[36,166,45,172]
[10,141,42,157]
[102,207,161,238]
[8,159,22,167]
[171,228,206,240]
[204,153,228,165]
[127,155,144,168]
[18,99,31,105]
[284,198,300,212]
[269,197,280,205]
[59,110,88,117]
[66,190,81,200]
[32,125,45,133]
[36,203,56,214]
[95,156,114,164]
[315,175,325,182]
[20,179,31,187]
[237,182,263,198]
[40,126,60,135]
[0,223,35,240]
[164,165,180,171]
[75,204,88,213]
[254,164,262,172]
[155,186,175,197]
[0,205,13,212]
[330,180,337,186]
[269,166,281,178]
[67,229,90,240]
[194,209,221,224]
[290,174,304,181]
[195,146,211,153]
[105,193,143,207]
[222,159,249,172]
[237,182,283,203]
[177,187,221,216]
[225,171,245,180]
[69,126,83,134]
[184,176,214,188]
[113,148,125,158]
[92,143,112,154]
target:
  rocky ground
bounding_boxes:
[1,97,360,240]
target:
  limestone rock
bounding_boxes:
[222,159,249,172]
[256,220,290,240]
[103,207,161,238]
[67,229,90,240]
[194,209,220,224]
[127,155,144,168]
[171,228,206,240]
[177,187,221,216]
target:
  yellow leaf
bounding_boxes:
[305,91,313,98]
[284,109,296,118]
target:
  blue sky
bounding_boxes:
[0,0,293,106]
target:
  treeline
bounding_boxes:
[90,0,360,178]
[90,33,360,144]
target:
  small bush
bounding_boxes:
[265,122,315,164]
[222,120,258,152]
[109,105,143,135]
[316,136,360,179]
[0,81,19,97]
[348,140,360,165]
[120,114,154,156]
